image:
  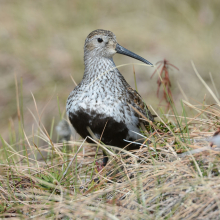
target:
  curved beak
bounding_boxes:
[115,43,153,66]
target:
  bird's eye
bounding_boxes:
[97,38,103,43]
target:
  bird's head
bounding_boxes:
[84,29,153,66]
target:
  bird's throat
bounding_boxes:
[82,56,127,96]
[83,56,120,84]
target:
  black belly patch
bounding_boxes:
[69,109,139,151]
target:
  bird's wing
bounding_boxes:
[126,86,155,123]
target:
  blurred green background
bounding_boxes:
[1,0,219,140]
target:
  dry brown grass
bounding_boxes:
[1,1,220,219]
[0,100,220,219]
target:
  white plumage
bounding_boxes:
[66,29,154,164]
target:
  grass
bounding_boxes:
[0,59,220,219]
[1,122,220,219]
[1,1,220,219]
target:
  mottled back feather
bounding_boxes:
[66,29,154,150]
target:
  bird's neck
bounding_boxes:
[81,57,128,94]
[83,56,122,84]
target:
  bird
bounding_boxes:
[66,29,154,165]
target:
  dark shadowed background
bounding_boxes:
[1,0,219,140]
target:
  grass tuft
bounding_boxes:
[0,81,220,219]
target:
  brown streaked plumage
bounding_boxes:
[66,29,154,165]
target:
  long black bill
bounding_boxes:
[115,43,153,66]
